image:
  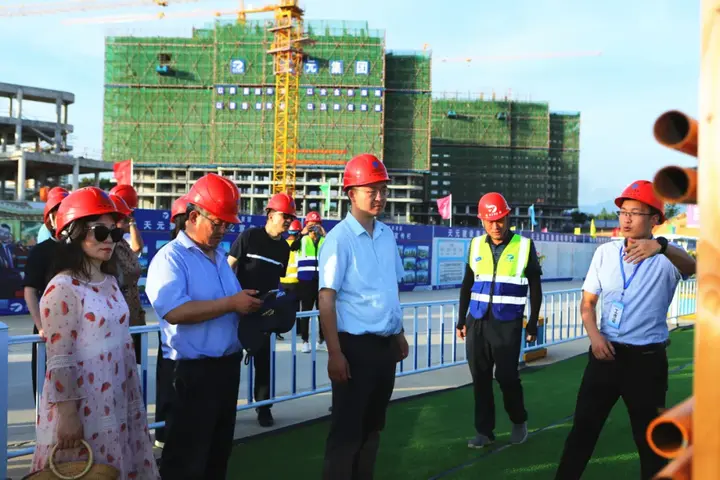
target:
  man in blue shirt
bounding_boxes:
[146,173,263,480]
[554,180,696,480]
[318,154,409,480]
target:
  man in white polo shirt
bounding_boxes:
[318,153,409,480]
[554,180,696,480]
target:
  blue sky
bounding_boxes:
[0,0,701,206]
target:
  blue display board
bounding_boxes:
[0,209,611,315]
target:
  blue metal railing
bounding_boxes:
[0,281,697,477]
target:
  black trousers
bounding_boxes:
[154,332,174,444]
[466,317,527,438]
[131,333,142,365]
[280,282,301,336]
[159,352,242,480]
[253,336,272,413]
[31,324,45,405]
[323,333,398,480]
[555,343,669,480]
[298,279,323,343]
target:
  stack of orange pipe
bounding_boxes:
[647,396,694,479]
[652,110,698,205]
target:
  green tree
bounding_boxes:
[79,178,114,190]
[597,208,616,220]
[664,203,682,220]
[571,211,589,225]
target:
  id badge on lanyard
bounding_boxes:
[607,247,644,329]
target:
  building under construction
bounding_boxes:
[103,19,579,227]
[419,95,580,229]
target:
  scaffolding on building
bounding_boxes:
[429,94,580,209]
[103,20,426,173]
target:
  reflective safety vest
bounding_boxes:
[297,235,325,282]
[468,233,531,321]
[280,239,299,284]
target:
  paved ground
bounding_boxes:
[2,280,584,479]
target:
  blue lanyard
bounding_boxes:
[618,246,644,298]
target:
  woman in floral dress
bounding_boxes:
[30,186,159,479]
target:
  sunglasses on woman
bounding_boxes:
[88,225,125,243]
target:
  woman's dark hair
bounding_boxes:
[171,213,187,240]
[47,215,119,282]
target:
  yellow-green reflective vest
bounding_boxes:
[468,233,531,321]
[280,238,299,284]
[297,235,325,282]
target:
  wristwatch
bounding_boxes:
[656,236,669,255]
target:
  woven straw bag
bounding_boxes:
[22,440,120,480]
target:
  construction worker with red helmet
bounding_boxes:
[554,180,696,480]
[109,183,144,255]
[29,186,159,479]
[227,191,296,427]
[108,194,147,368]
[23,186,69,402]
[36,186,69,243]
[170,194,190,241]
[279,218,302,310]
[145,173,263,479]
[318,153,409,479]
[458,192,544,449]
[295,209,328,353]
[154,193,191,449]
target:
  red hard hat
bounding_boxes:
[266,193,297,216]
[43,187,69,224]
[187,173,241,224]
[615,180,666,223]
[477,192,511,221]
[171,195,190,221]
[109,193,132,218]
[109,184,138,210]
[342,154,391,191]
[289,219,302,232]
[305,211,322,224]
[55,187,118,239]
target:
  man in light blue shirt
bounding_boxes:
[555,180,696,480]
[145,173,262,480]
[318,154,409,480]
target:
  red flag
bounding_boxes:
[436,194,452,220]
[113,160,132,185]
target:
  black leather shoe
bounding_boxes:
[258,409,274,427]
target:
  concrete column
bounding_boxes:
[72,158,80,190]
[390,201,396,220]
[1,133,7,153]
[406,203,411,223]
[94,172,100,186]
[16,155,26,201]
[55,99,63,153]
[14,90,23,151]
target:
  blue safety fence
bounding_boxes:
[0,280,697,477]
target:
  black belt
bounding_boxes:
[610,341,667,353]
[338,332,394,344]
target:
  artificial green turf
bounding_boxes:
[227,328,695,480]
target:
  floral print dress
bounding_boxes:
[31,273,159,479]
